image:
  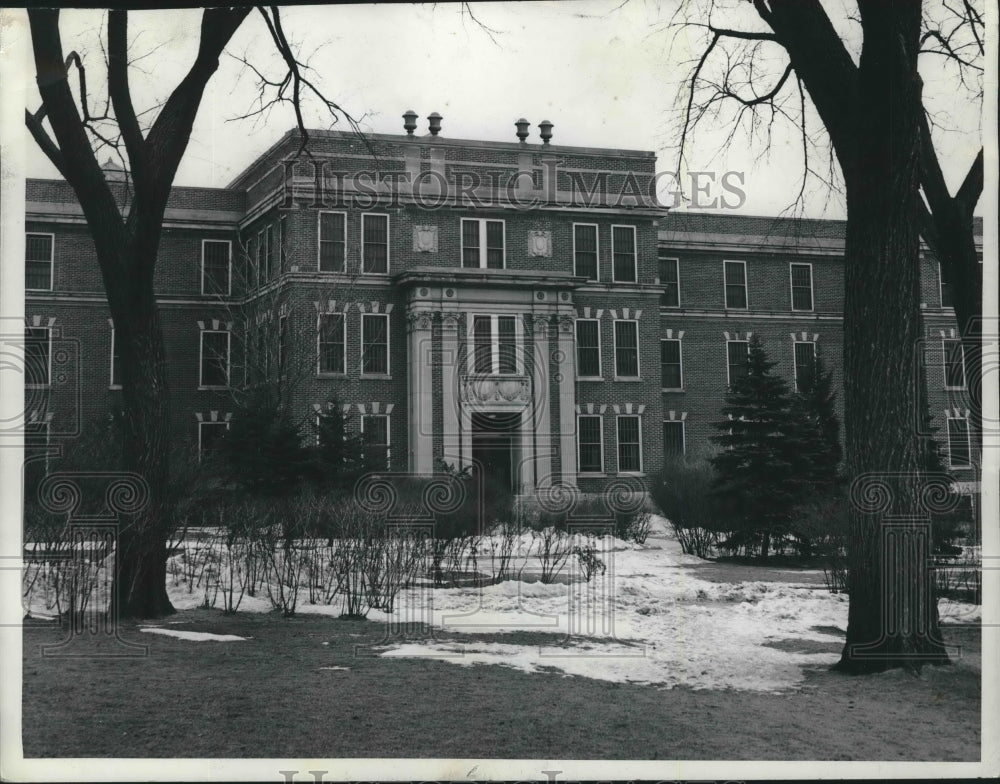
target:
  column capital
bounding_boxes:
[406,309,435,332]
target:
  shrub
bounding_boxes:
[650,458,722,558]
[793,491,849,593]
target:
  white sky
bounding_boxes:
[19,1,988,219]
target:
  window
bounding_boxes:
[576,319,601,378]
[790,263,813,311]
[461,218,505,269]
[616,415,642,472]
[578,415,604,473]
[198,421,229,461]
[612,225,637,282]
[254,232,263,288]
[939,264,952,308]
[793,341,816,392]
[319,211,346,272]
[279,215,288,273]
[726,340,749,386]
[361,414,390,469]
[361,313,389,375]
[265,224,276,280]
[944,339,966,389]
[256,323,269,381]
[278,315,288,374]
[472,315,520,374]
[244,236,255,289]
[362,213,389,274]
[110,327,121,388]
[724,261,748,309]
[663,420,685,457]
[614,320,639,378]
[947,415,971,468]
[200,330,230,388]
[318,313,346,374]
[659,254,680,307]
[573,224,599,280]
[24,327,51,387]
[660,339,682,390]
[201,240,231,296]
[26,233,53,291]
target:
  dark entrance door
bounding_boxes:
[471,411,520,497]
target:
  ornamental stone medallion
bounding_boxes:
[528,230,551,257]
[413,226,438,253]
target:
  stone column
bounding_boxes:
[440,311,462,470]
[556,313,578,485]
[532,315,553,488]
[407,309,434,474]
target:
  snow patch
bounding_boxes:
[140,627,247,642]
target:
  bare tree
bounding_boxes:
[670,0,984,672]
[23,7,361,618]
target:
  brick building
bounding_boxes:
[22,119,982,512]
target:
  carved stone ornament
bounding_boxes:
[460,375,531,405]
[441,312,461,330]
[413,226,438,253]
[527,230,552,258]
[407,310,434,331]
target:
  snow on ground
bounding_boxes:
[139,628,247,642]
[375,528,851,692]
[23,514,982,692]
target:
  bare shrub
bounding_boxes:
[650,459,722,559]
[794,492,850,593]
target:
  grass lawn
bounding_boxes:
[21,610,980,760]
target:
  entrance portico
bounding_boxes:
[398,267,582,494]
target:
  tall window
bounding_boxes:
[576,319,601,378]
[939,264,952,308]
[25,233,53,291]
[573,224,599,280]
[947,415,971,468]
[24,327,51,387]
[472,315,519,374]
[254,231,262,288]
[616,415,642,472]
[265,224,276,280]
[200,330,230,388]
[659,254,680,307]
[578,415,604,473]
[318,313,345,374]
[198,421,229,461]
[612,225,637,282]
[724,261,748,309]
[202,240,231,296]
[462,218,505,268]
[361,313,389,375]
[319,211,346,272]
[793,341,816,392]
[257,323,269,380]
[790,263,813,311]
[362,213,389,274]
[726,340,749,386]
[278,315,288,374]
[246,236,256,289]
[361,414,391,469]
[660,339,682,389]
[110,327,121,387]
[944,339,966,389]
[279,215,288,272]
[614,320,639,378]
[663,420,685,457]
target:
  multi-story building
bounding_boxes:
[22,117,982,515]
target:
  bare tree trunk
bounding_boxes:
[112,280,174,618]
[835,0,949,672]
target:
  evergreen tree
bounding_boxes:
[312,399,366,490]
[710,335,798,558]
[786,353,843,494]
[222,388,312,497]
